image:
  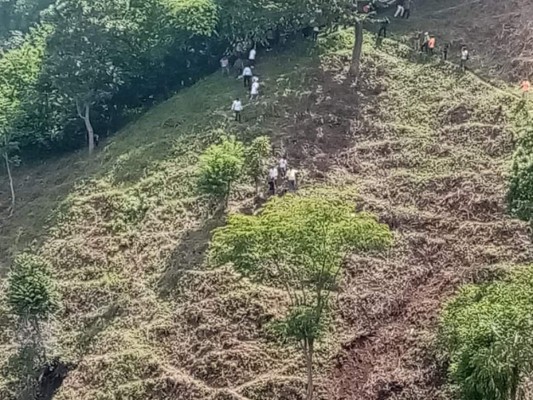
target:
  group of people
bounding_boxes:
[269,156,298,195]
[414,31,470,71]
[224,45,262,122]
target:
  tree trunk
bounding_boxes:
[83,104,95,154]
[350,19,364,82]
[304,339,314,400]
[3,151,15,216]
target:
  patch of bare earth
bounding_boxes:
[283,44,533,399]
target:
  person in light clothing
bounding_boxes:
[242,65,253,89]
[250,77,260,101]
[287,168,298,192]
[248,47,257,66]
[460,46,469,71]
[268,166,278,195]
[279,157,288,178]
[231,98,242,122]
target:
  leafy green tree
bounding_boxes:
[439,267,533,400]
[198,136,245,205]
[210,194,392,399]
[163,0,218,36]
[245,135,271,195]
[0,26,47,214]
[4,253,59,400]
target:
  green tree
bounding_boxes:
[439,267,533,400]
[0,26,47,214]
[245,135,271,195]
[4,254,59,400]
[163,0,218,36]
[198,136,245,205]
[210,193,392,399]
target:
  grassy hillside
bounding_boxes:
[1,29,532,399]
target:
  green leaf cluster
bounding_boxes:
[439,267,533,400]
[508,124,533,222]
[164,0,218,36]
[197,136,245,199]
[7,253,60,320]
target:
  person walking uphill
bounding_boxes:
[287,168,298,192]
[428,36,436,55]
[520,78,530,98]
[220,56,230,76]
[250,77,260,101]
[242,65,253,89]
[231,98,243,122]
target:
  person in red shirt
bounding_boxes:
[428,36,436,55]
[520,79,531,98]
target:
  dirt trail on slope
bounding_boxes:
[284,41,533,399]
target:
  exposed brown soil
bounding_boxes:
[280,41,533,399]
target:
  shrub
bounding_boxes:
[197,136,245,202]
[7,253,60,321]
[508,125,533,221]
[439,267,533,400]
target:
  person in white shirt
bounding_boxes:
[268,166,278,195]
[287,168,298,192]
[248,47,257,66]
[460,46,469,72]
[279,157,287,178]
[242,65,253,89]
[250,77,260,101]
[231,98,243,122]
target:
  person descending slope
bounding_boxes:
[220,56,230,76]
[460,46,469,71]
[287,168,298,192]
[248,46,257,67]
[394,0,405,17]
[279,156,288,178]
[403,0,411,19]
[428,36,436,55]
[520,78,530,98]
[231,97,243,122]
[250,77,260,101]
[242,65,253,89]
[268,166,278,195]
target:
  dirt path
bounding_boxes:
[288,42,533,399]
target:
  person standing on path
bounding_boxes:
[420,32,430,53]
[377,17,390,45]
[268,166,278,195]
[403,0,411,19]
[287,168,298,192]
[231,98,243,122]
[248,47,257,67]
[233,57,244,77]
[520,78,530,98]
[242,65,253,89]
[250,77,260,101]
[460,46,469,71]
[394,0,405,17]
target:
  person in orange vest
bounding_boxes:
[520,79,530,98]
[428,36,436,55]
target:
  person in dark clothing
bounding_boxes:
[94,134,100,147]
[378,18,390,39]
[420,32,430,53]
[403,0,411,19]
[442,43,450,61]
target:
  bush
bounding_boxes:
[7,253,60,320]
[439,267,533,400]
[197,136,245,202]
[508,125,533,221]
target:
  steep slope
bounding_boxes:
[1,30,532,400]
[394,0,533,81]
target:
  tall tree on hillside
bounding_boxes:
[210,194,392,399]
[0,27,47,214]
[44,0,130,154]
